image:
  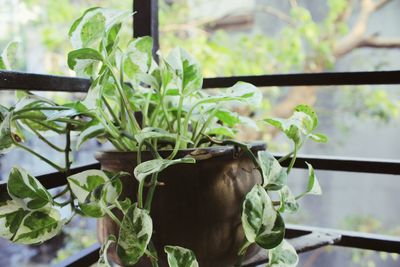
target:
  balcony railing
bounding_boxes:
[0,0,399,266]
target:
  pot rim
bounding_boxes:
[95,141,266,161]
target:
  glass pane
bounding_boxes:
[0,0,133,75]
[224,84,400,159]
[159,0,400,77]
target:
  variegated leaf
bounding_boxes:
[117,204,152,265]
[258,151,287,190]
[7,167,53,210]
[134,157,196,182]
[164,246,199,267]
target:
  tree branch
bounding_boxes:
[374,0,392,11]
[257,5,295,27]
[333,0,394,57]
[358,36,400,49]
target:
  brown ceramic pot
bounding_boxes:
[96,142,265,267]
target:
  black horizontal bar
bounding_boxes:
[1,153,398,197]
[275,153,400,175]
[52,224,398,267]
[0,162,100,196]
[244,231,341,266]
[0,70,90,92]
[203,70,400,88]
[286,224,400,254]
[53,243,100,267]
[2,70,400,92]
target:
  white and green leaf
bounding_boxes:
[278,186,299,213]
[67,170,108,203]
[164,246,199,267]
[241,184,285,249]
[258,151,287,190]
[134,157,196,182]
[267,239,299,267]
[0,200,29,239]
[7,167,53,210]
[165,47,203,95]
[76,123,105,150]
[296,162,322,200]
[123,36,153,79]
[0,41,19,70]
[67,48,103,77]
[97,234,117,267]
[117,204,152,265]
[13,207,65,244]
[69,7,130,49]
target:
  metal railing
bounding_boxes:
[0,0,399,266]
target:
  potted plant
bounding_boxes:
[0,7,327,267]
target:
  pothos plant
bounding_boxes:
[0,7,327,267]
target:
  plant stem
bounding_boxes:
[142,93,152,128]
[104,208,122,226]
[14,142,64,172]
[25,119,65,134]
[14,106,69,115]
[235,240,251,267]
[28,125,65,152]
[107,63,141,134]
[102,96,121,126]
[278,151,294,163]
[138,179,145,209]
[193,109,218,146]
[286,143,297,175]
[53,186,69,199]
[144,173,158,211]
[148,241,159,267]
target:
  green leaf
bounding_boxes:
[294,104,318,130]
[0,41,19,70]
[278,186,299,213]
[226,82,262,106]
[123,37,154,79]
[267,240,299,267]
[241,185,277,244]
[69,7,130,49]
[7,167,53,210]
[165,47,203,95]
[67,170,109,217]
[215,109,240,127]
[0,112,15,153]
[308,133,328,143]
[194,82,261,108]
[97,235,117,267]
[264,105,324,145]
[296,162,322,200]
[76,123,105,150]
[206,126,236,138]
[104,22,122,55]
[67,48,103,77]
[67,170,108,203]
[134,157,196,182]
[258,151,287,190]
[117,204,152,265]
[13,208,65,244]
[164,246,199,267]
[0,200,29,239]
[255,212,285,249]
[134,127,192,145]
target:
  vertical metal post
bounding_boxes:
[133,0,160,57]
